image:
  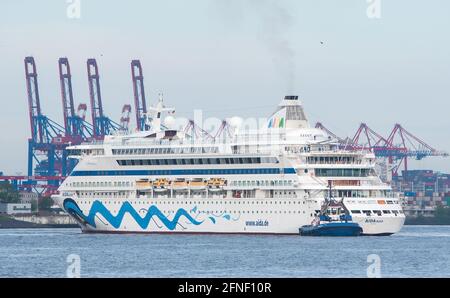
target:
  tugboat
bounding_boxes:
[299,183,363,237]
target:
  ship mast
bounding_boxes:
[146,93,175,133]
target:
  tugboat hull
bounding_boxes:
[299,222,363,237]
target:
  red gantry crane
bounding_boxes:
[24,56,68,194]
[120,104,132,131]
[87,58,120,139]
[315,122,449,176]
[131,60,149,131]
[58,57,93,141]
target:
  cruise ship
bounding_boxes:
[53,95,405,235]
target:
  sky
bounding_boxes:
[0,0,449,175]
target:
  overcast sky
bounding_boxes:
[0,0,449,175]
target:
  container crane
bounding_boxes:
[131,60,149,131]
[120,104,132,131]
[316,121,449,177]
[87,58,120,139]
[58,57,93,141]
[315,122,350,144]
[383,124,449,175]
[24,56,67,190]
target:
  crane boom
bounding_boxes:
[131,60,148,131]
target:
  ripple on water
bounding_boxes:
[0,226,450,277]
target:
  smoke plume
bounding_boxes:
[215,0,297,93]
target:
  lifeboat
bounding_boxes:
[172,178,189,190]
[136,179,153,191]
[153,178,171,192]
[189,178,207,190]
[207,178,227,192]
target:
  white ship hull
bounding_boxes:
[54,195,404,235]
[353,216,405,236]
[54,95,406,236]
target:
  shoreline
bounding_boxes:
[404,218,450,226]
[0,215,78,229]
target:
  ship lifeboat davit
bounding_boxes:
[153,178,171,192]
[136,179,153,191]
[189,178,207,190]
[172,179,189,191]
[207,178,227,192]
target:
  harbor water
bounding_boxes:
[1,225,449,278]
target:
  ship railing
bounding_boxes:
[80,131,292,146]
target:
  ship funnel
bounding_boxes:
[267,95,309,129]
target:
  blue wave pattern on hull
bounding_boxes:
[63,199,204,230]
